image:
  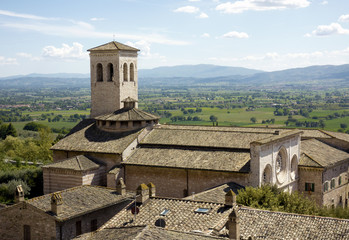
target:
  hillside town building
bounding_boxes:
[45,41,349,209]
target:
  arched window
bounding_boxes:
[123,63,128,82]
[263,164,272,184]
[290,155,298,180]
[96,63,103,82]
[107,63,113,82]
[130,63,135,82]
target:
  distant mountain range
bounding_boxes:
[0,64,348,89]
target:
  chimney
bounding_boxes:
[51,192,63,215]
[228,208,240,240]
[116,178,126,196]
[225,190,236,207]
[136,183,149,204]
[147,182,156,197]
[14,185,24,203]
[274,130,280,135]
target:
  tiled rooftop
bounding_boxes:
[26,185,133,221]
[51,119,143,154]
[183,182,244,203]
[42,155,102,171]
[141,127,286,149]
[75,226,228,240]
[95,108,159,122]
[105,197,233,233]
[88,41,139,52]
[300,139,349,167]
[237,207,349,239]
[124,148,250,172]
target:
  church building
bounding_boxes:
[46,41,349,207]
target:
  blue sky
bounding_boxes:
[0,0,348,77]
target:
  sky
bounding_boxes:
[0,0,349,77]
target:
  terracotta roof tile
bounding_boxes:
[88,41,139,51]
[42,155,102,171]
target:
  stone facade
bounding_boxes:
[88,42,139,117]
[124,165,249,198]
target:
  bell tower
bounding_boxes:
[88,41,139,118]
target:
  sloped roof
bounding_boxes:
[236,207,349,239]
[322,130,349,142]
[26,185,133,221]
[300,139,349,167]
[183,182,245,203]
[105,197,232,233]
[141,127,283,149]
[75,226,228,240]
[42,155,102,171]
[51,120,143,154]
[299,153,323,168]
[123,148,250,172]
[94,108,159,122]
[88,41,139,52]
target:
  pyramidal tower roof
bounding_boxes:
[87,41,139,52]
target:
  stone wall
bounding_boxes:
[58,200,131,239]
[43,168,83,194]
[250,133,300,190]
[90,51,138,118]
[0,203,56,240]
[53,150,121,172]
[124,165,249,198]
[322,161,349,207]
[298,167,323,206]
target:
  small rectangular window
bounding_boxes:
[331,179,336,189]
[160,209,170,216]
[305,183,314,192]
[195,208,211,214]
[24,225,31,240]
[91,219,97,232]
[76,221,82,236]
[339,176,342,186]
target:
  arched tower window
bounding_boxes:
[130,63,135,82]
[107,63,113,82]
[96,63,103,82]
[123,63,128,82]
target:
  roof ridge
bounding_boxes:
[76,156,82,170]
[150,196,225,206]
[302,152,323,167]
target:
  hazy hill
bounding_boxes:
[0,64,348,89]
[138,64,263,78]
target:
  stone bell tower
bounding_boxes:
[88,41,139,118]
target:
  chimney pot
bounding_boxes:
[14,185,25,203]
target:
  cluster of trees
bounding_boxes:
[237,185,349,219]
[24,121,71,135]
[0,110,33,122]
[261,118,275,124]
[170,116,203,122]
[0,166,43,203]
[285,119,326,129]
[0,128,53,164]
[0,122,17,139]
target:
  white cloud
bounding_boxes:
[0,56,17,65]
[201,33,210,38]
[16,52,40,61]
[174,6,200,13]
[197,12,209,18]
[339,14,349,22]
[42,42,88,60]
[1,21,188,46]
[126,40,166,61]
[321,1,328,5]
[311,23,349,36]
[216,0,310,14]
[90,17,105,21]
[222,31,249,38]
[0,9,54,20]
